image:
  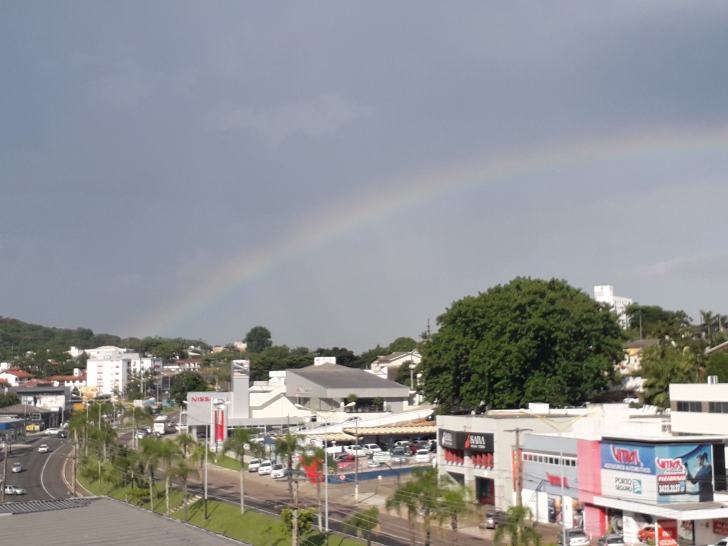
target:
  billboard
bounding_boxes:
[599,442,714,504]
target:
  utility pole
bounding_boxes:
[505,427,532,506]
[1,440,7,503]
[292,479,300,546]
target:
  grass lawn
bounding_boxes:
[212,455,244,471]
[171,499,364,546]
[78,475,185,514]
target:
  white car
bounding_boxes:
[248,458,261,472]
[344,445,368,458]
[4,485,26,495]
[45,428,60,436]
[11,462,22,473]
[362,444,381,455]
[258,459,273,476]
[38,444,49,453]
[270,463,286,479]
[415,449,431,463]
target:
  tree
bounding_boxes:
[420,277,625,410]
[387,337,418,353]
[176,433,196,460]
[385,480,421,546]
[706,351,728,383]
[625,304,692,340]
[275,434,301,501]
[139,436,162,512]
[167,460,198,522]
[343,506,380,546]
[244,326,272,353]
[438,475,475,545]
[314,347,357,367]
[223,427,262,515]
[298,446,336,531]
[0,392,20,408]
[158,438,181,514]
[494,506,542,546]
[636,344,702,408]
[170,371,208,405]
[281,507,316,546]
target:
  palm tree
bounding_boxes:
[176,433,195,460]
[139,436,161,512]
[275,433,301,501]
[223,427,258,515]
[298,446,335,531]
[385,480,421,546]
[343,506,380,546]
[129,406,152,450]
[167,460,198,522]
[158,438,181,514]
[410,467,441,546]
[494,505,542,546]
[438,475,475,545]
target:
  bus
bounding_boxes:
[153,415,176,435]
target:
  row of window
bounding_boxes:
[522,452,577,467]
[677,401,702,412]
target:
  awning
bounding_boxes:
[342,425,436,435]
[593,495,728,521]
[303,433,357,442]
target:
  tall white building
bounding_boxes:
[86,350,162,395]
[594,284,633,329]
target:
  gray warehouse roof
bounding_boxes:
[289,363,408,391]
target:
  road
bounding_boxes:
[2,434,74,501]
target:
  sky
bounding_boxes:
[2,2,728,353]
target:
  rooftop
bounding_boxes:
[290,363,408,391]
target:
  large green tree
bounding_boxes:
[170,371,208,405]
[244,326,273,353]
[420,277,624,410]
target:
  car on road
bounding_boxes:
[557,529,590,546]
[4,485,26,495]
[415,449,431,463]
[638,526,656,543]
[485,510,508,529]
[38,444,49,453]
[57,430,67,438]
[11,462,22,473]
[136,430,147,439]
[598,534,625,546]
[258,460,273,476]
[45,428,61,436]
[271,464,286,479]
[248,458,261,472]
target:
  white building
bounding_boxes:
[594,285,633,329]
[368,350,421,381]
[87,350,162,395]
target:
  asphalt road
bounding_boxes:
[2,434,74,501]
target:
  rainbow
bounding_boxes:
[127,125,728,337]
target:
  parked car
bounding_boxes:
[409,440,430,454]
[638,526,656,543]
[362,444,381,455]
[393,440,411,450]
[258,460,273,476]
[343,445,368,458]
[485,510,508,529]
[598,534,625,546]
[11,462,22,473]
[248,458,261,472]
[4,485,26,495]
[271,464,286,479]
[38,444,49,453]
[557,529,590,546]
[708,538,728,546]
[338,454,357,463]
[45,428,60,436]
[391,448,411,462]
[415,449,431,463]
[367,459,382,468]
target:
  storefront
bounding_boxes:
[440,428,496,504]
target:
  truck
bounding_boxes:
[153,415,176,435]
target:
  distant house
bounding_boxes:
[0,368,36,387]
[368,350,422,381]
[620,339,660,392]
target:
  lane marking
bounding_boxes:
[39,448,56,500]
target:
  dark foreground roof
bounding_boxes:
[290,363,409,391]
[0,497,247,545]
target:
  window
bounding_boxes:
[709,402,728,414]
[677,401,702,412]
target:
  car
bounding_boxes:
[271,464,286,479]
[338,454,357,464]
[4,485,26,495]
[45,428,60,436]
[557,529,590,546]
[38,444,49,453]
[391,448,412,462]
[136,430,147,439]
[409,440,430,454]
[485,510,508,529]
[415,449,431,463]
[362,444,382,455]
[248,458,261,472]
[598,534,625,546]
[343,445,368,458]
[258,460,273,476]
[393,440,411,450]
[638,526,656,543]
[11,462,22,473]
[708,538,728,546]
[368,459,382,468]
[57,430,68,438]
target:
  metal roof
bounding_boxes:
[342,425,436,435]
[0,497,246,545]
[289,363,408,391]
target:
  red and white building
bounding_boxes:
[0,367,36,387]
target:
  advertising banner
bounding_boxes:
[439,429,494,451]
[655,444,713,503]
[599,442,714,504]
[657,520,679,546]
